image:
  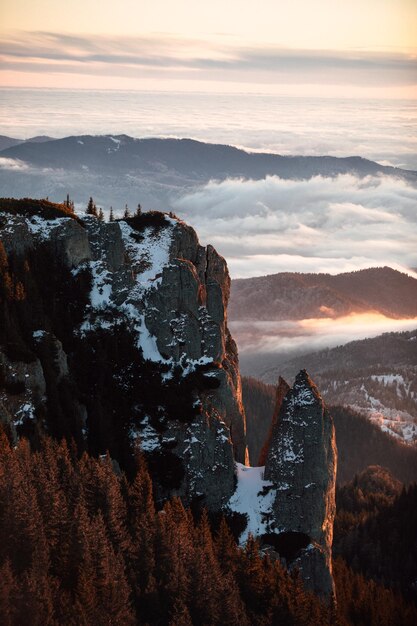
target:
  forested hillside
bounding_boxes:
[1,430,416,626]
[230,268,417,321]
[334,466,417,602]
[242,376,276,464]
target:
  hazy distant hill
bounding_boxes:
[262,328,417,381]
[230,267,417,321]
[0,135,54,151]
[0,135,22,151]
[3,134,414,178]
[261,328,417,445]
[1,134,416,209]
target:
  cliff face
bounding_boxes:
[264,370,337,597]
[0,200,337,598]
[0,201,247,509]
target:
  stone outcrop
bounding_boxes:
[1,203,337,594]
[264,370,337,598]
[0,349,46,442]
[146,224,248,465]
[0,206,248,511]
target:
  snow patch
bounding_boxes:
[132,417,160,452]
[14,401,36,426]
[26,214,71,240]
[118,220,174,294]
[89,260,112,308]
[228,463,274,544]
[371,374,405,386]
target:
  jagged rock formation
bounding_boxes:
[0,200,247,510]
[263,370,337,597]
[1,199,338,599]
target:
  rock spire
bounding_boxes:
[264,370,337,598]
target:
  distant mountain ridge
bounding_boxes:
[2,134,415,178]
[0,135,54,151]
[230,267,417,321]
[1,134,416,210]
[262,328,417,381]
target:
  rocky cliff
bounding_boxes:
[0,199,337,598]
[0,199,247,510]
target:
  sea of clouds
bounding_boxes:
[174,171,417,370]
[174,173,417,279]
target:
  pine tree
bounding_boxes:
[189,509,223,624]
[99,455,129,554]
[153,499,193,619]
[90,512,135,625]
[0,439,50,576]
[30,438,70,581]
[136,203,142,217]
[109,207,114,222]
[123,204,131,219]
[215,516,240,575]
[86,197,98,217]
[236,534,267,619]
[64,193,74,212]
[16,567,56,626]
[98,207,104,221]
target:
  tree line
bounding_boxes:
[1,430,416,625]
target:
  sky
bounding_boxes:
[1,0,416,97]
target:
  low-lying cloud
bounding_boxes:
[230,314,417,357]
[173,173,417,278]
[231,313,417,377]
[0,157,28,171]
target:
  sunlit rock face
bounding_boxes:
[264,370,337,598]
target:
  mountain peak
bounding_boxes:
[290,369,323,408]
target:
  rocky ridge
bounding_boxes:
[0,199,337,597]
[0,201,247,510]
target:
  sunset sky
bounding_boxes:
[1,0,416,96]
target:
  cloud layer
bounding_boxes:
[173,173,417,278]
[0,157,28,171]
[230,314,417,357]
[1,31,416,89]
